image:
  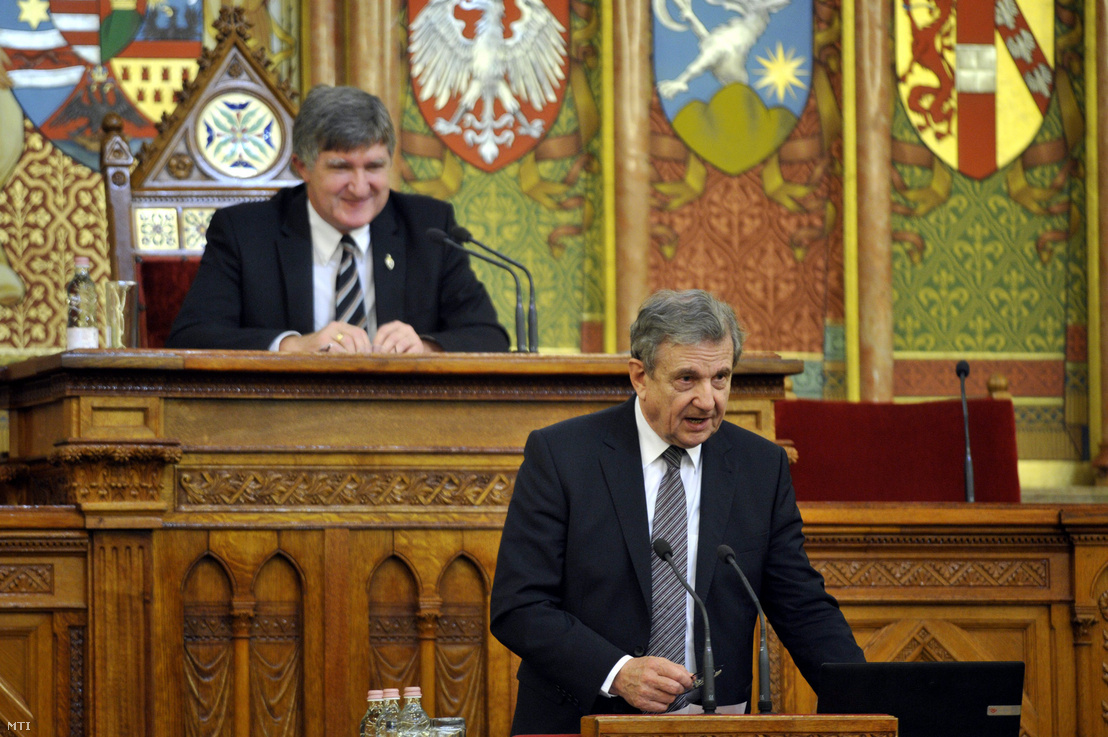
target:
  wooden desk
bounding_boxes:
[0,353,1104,737]
[0,350,795,737]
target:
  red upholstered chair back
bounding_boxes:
[100,7,299,346]
[774,398,1021,503]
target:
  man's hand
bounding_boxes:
[610,656,693,713]
[372,320,442,354]
[279,321,370,353]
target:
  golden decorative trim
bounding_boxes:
[48,440,182,505]
[814,559,1049,588]
[0,563,53,594]
[178,468,514,508]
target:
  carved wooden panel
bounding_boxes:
[0,612,53,736]
[183,556,234,737]
[368,556,420,691]
[250,555,303,736]
[178,467,513,508]
[437,557,487,736]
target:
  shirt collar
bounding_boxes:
[634,396,703,469]
[306,199,371,265]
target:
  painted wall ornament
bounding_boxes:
[895,0,1055,180]
[652,0,812,176]
[408,0,570,172]
[0,0,202,170]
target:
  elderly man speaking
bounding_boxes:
[491,289,864,735]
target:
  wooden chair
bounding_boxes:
[774,381,1021,503]
[100,7,299,347]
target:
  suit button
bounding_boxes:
[633,646,645,657]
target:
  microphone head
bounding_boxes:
[425,227,449,245]
[955,360,970,378]
[717,544,736,562]
[449,225,473,243]
[652,538,673,561]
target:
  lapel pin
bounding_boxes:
[385,254,395,271]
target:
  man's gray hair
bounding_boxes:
[630,289,746,375]
[292,85,396,169]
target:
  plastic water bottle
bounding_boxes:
[359,689,385,737]
[398,686,431,737]
[374,688,401,737]
[66,256,98,348]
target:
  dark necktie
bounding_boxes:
[647,445,688,675]
[335,234,367,329]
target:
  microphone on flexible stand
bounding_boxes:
[955,360,975,503]
[652,537,716,713]
[426,228,526,352]
[450,225,538,352]
[717,544,772,714]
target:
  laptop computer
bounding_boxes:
[817,661,1024,737]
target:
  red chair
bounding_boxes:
[774,398,1021,503]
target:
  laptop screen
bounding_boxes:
[816,661,1024,737]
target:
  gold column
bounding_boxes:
[855,0,895,400]
[1095,0,1108,483]
[348,0,405,190]
[306,0,339,88]
[613,2,653,351]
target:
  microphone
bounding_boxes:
[652,537,716,713]
[450,225,538,352]
[717,544,772,714]
[426,228,526,352]
[955,360,975,502]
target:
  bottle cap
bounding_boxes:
[368,689,384,700]
[402,686,421,698]
[383,688,401,698]
[74,256,90,267]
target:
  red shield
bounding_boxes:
[408,0,570,172]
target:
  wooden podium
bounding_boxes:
[1,350,1106,737]
[581,714,897,737]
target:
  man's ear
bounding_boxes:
[628,358,647,397]
[290,154,308,180]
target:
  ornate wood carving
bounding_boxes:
[133,7,298,181]
[891,626,955,662]
[68,626,85,737]
[250,607,302,736]
[48,441,182,505]
[179,468,514,507]
[0,563,53,594]
[814,559,1049,588]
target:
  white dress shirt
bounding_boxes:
[268,200,377,350]
[601,398,746,714]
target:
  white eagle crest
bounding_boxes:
[410,0,568,165]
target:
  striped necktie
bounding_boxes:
[647,445,689,676]
[335,234,367,329]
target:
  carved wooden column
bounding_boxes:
[854,0,895,400]
[232,600,254,737]
[613,1,653,351]
[418,603,441,712]
[1065,508,1108,737]
[91,531,153,736]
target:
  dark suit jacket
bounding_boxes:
[165,185,510,351]
[490,398,864,735]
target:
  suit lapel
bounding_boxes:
[599,399,652,609]
[370,195,406,326]
[276,187,314,334]
[696,430,736,599]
